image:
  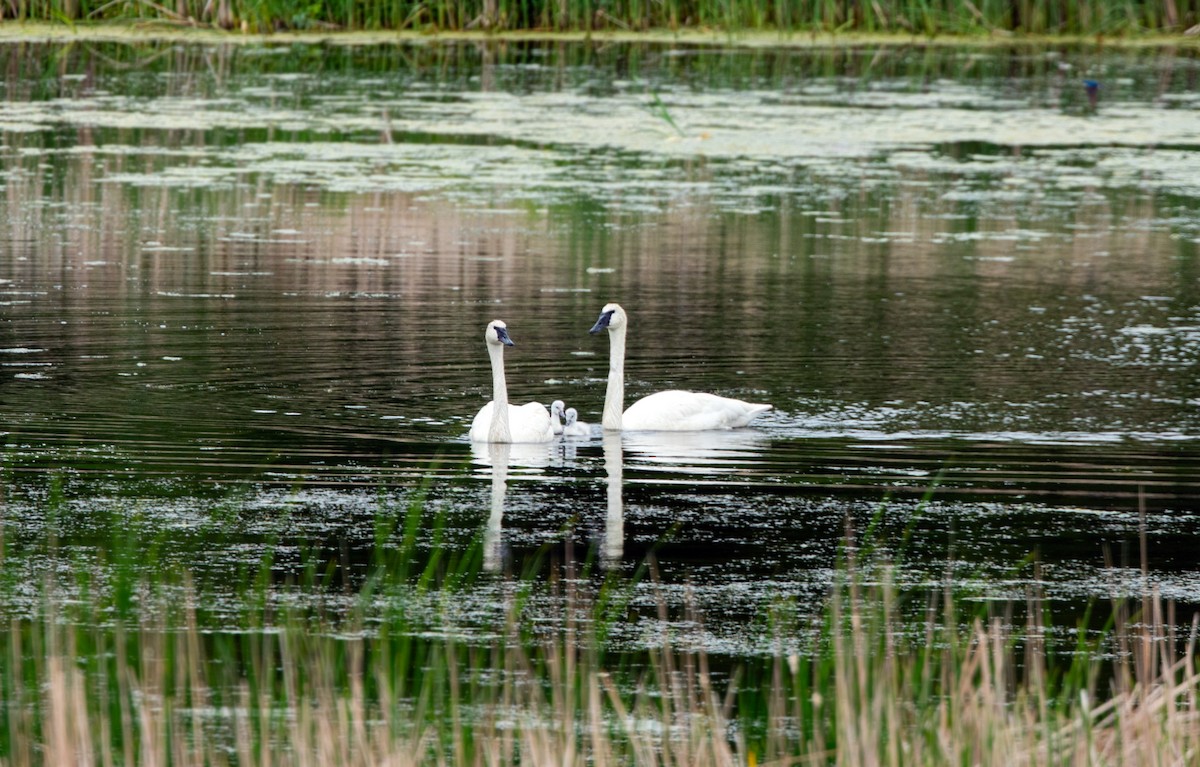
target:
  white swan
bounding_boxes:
[468,320,556,443]
[589,303,772,431]
[562,407,593,438]
[549,400,566,435]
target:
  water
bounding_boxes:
[1,40,1199,654]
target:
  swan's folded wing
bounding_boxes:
[469,401,496,442]
[510,401,556,442]
[624,390,771,431]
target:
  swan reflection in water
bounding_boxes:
[471,435,625,571]
[471,429,768,572]
[470,441,555,572]
[482,442,509,572]
[619,429,770,474]
[601,431,623,567]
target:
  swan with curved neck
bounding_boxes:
[589,303,772,431]
[469,320,556,443]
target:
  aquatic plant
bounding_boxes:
[2,468,1197,765]
[5,0,1198,35]
[4,499,1200,766]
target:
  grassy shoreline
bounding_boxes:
[0,20,1198,47]
[2,478,1197,765]
[0,484,1197,766]
[6,551,1200,765]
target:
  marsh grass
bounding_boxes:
[5,507,1200,766]
[2,0,1197,35]
[3,474,1199,765]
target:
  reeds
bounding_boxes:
[2,0,1196,35]
[2,476,1199,765]
[5,540,1200,766]
[1,576,736,765]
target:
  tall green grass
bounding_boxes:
[4,499,1200,765]
[4,470,1199,765]
[2,0,1197,35]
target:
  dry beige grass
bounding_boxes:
[7,576,1200,767]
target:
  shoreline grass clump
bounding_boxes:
[5,524,1200,765]
[1,0,1198,37]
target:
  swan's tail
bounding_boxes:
[735,402,772,428]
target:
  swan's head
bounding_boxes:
[485,320,515,347]
[564,407,578,426]
[551,400,565,419]
[589,303,626,334]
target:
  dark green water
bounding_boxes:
[1,39,1199,654]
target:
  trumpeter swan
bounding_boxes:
[562,407,593,438]
[589,303,772,431]
[549,400,566,435]
[468,320,556,443]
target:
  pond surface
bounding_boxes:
[1,39,1199,654]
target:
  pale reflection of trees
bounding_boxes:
[0,126,1192,424]
[0,126,1185,304]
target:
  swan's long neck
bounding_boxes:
[488,342,511,442]
[602,323,626,431]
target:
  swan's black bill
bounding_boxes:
[589,310,614,334]
[495,326,515,346]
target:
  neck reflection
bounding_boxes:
[602,431,623,568]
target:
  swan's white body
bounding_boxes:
[549,400,566,435]
[590,303,772,432]
[562,407,593,438]
[468,320,556,444]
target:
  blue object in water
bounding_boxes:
[1083,79,1100,108]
